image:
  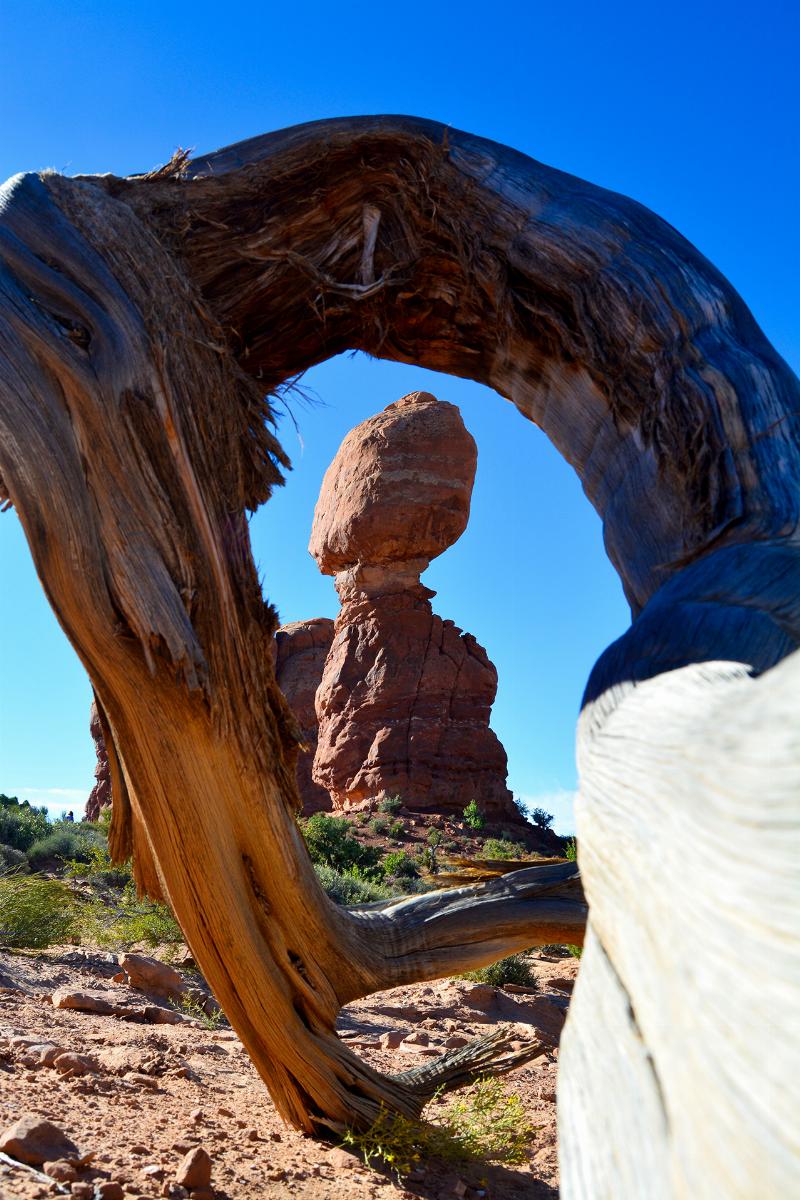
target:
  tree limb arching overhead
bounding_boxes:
[0,117,797,1194]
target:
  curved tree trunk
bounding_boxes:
[1,117,798,1190]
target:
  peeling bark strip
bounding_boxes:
[0,116,798,1190]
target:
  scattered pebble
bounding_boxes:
[0,1115,79,1166]
[43,1159,78,1182]
[97,1183,126,1200]
[175,1146,212,1189]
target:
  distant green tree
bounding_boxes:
[463,800,485,831]
[530,807,554,830]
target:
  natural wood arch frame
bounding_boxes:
[0,117,797,1196]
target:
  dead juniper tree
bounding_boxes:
[0,117,797,1196]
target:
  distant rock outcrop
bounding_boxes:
[85,701,111,822]
[273,618,335,815]
[309,391,516,817]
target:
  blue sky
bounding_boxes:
[0,0,797,832]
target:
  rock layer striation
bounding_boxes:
[85,701,112,822]
[310,392,516,816]
[273,618,335,815]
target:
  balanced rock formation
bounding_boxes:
[85,700,111,822]
[273,618,335,814]
[309,391,516,817]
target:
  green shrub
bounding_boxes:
[426,827,442,847]
[78,885,184,949]
[314,864,389,905]
[381,850,418,882]
[460,953,536,988]
[387,818,405,841]
[441,1076,535,1164]
[66,842,133,889]
[0,844,29,873]
[564,837,577,861]
[342,1076,536,1175]
[0,872,77,948]
[26,829,82,867]
[173,993,225,1029]
[416,845,438,874]
[482,837,527,860]
[302,813,380,875]
[0,796,50,852]
[370,816,390,836]
[463,800,485,831]
[25,819,104,869]
[378,795,403,815]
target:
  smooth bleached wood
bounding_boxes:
[561,652,800,1198]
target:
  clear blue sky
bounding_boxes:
[0,0,797,832]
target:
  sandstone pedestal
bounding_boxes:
[309,391,516,817]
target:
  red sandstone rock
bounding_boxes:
[0,1116,79,1166]
[273,618,335,815]
[85,701,111,822]
[175,1146,212,1189]
[310,392,516,818]
[309,391,477,573]
[116,953,185,1000]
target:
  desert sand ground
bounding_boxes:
[0,946,578,1199]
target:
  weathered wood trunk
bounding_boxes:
[0,117,798,1191]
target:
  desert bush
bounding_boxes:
[369,816,390,836]
[387,818,405,841]
[441,1076,535,1164]
[0,872,77,948]
[378,795,403,815]
[342,1076,536,1174]
[78,886,184,949]
[380,850,418,882]
[314,864,389,905]
[416,845,438,874]
[66,842,133,888]
[0,844,29,873]
[302,813,380,876]
[426,827,442,847]
[463,800,485,831]
[530,807,554,830]
[173,992,226,1029]
[26,828,82,867]
[27,821,105,869]
[0,796,50,852]
[564,837,577,861]
[460,953,536,988]
[482,837,527,860]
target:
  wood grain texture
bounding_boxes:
[562,652,800,1198]
[0,116,798,1187]
[0,167,583,1132]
